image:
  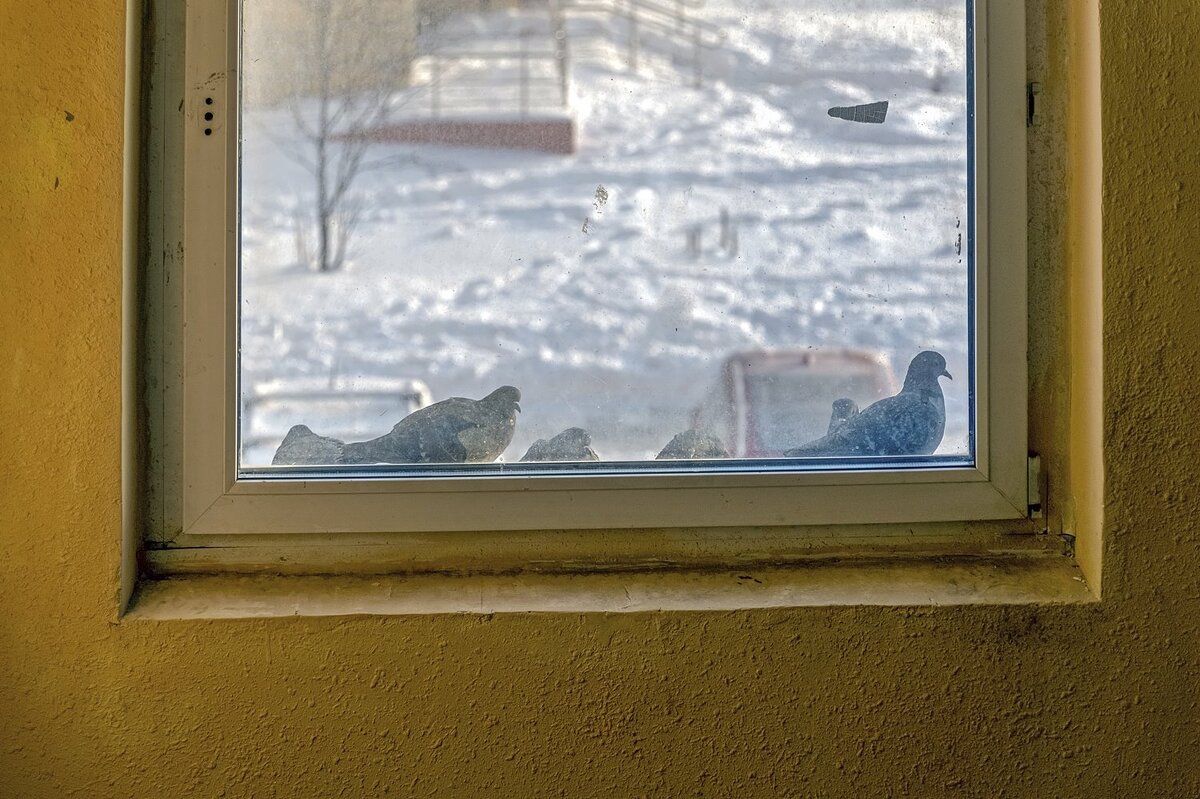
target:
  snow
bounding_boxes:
[240,0,970,466]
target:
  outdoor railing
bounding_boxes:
[413,0,722,120]
[562,0,723,87]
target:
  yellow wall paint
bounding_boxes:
[3,1,1200,797]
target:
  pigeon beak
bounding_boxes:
[515,402,522,413]
[942,369,953,380]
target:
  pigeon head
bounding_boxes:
[827,398,860,434]
[484,385,522,413]
[903,351,952,389]
[831,398,858,419]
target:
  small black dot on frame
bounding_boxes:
[204,128,213,136]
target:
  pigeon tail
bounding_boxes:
[272,424,345,465]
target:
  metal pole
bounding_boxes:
[629,0,639,73]
[552,0,570,109]
[431,55,441,118]
[556,28,570,108]
[520,35,530,116]
[692,26,701,88]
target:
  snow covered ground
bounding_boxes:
[240,0,970,466]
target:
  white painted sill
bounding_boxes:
[126,552,1093,619]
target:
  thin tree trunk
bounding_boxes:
[316,6,333,272]
[282,0,405,273]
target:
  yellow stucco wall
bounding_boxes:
[2,0,1199,796]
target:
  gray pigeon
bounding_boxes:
[339,385,521,464]
[656,429,730,460]
[520,427,599,462]
[272,424,345,466]
[785,351,951,457]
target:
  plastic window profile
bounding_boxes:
[164,0,1027,549]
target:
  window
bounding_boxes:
[149,0,1027,555]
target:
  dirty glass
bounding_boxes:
[238,0,973,473]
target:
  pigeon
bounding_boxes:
[271,424,345,466]
[339,385,521,464]
[656,429,730,460]
[785,351,951,457]
[827,398,860,434]
[520,427,599,462]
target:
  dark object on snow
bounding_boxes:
[827,100,889,124]
[827,398,860,434]
[656,429,730,460]
[521,427,599,462]
[785,351,950,457]
[339,385,522,464]
[272,424,345,466]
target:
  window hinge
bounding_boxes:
[1027,454,1043,519]
[1026,81,1042,127]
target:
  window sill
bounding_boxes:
[126,552,1093,619]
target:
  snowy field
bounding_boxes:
[240,0,970,465]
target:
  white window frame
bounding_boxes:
[173,0,1027,542]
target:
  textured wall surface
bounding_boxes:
[3,0,1200,797]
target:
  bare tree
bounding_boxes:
[275,0,415,272]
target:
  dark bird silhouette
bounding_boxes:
[339,385,521,464]
[656,429,730,460]
[520,427,599,462]
[785,351,951,457]
[827,100,889,123]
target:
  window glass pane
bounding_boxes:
[239,0,972,472]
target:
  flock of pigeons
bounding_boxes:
[272,351,952,466]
